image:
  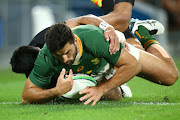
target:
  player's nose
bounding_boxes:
[62,55,68,63]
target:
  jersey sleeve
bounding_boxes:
[29,51,53,89]
[102,43,124,66]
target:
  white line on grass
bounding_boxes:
[0,102,20,105]
[132,102,180,105]
[99,102,180,105]
[1,101,180,105]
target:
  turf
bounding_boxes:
[0,60,180,120]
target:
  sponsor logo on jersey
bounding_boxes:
[86,70,92,75]
[91,58,100,65]
[77,66,84,72]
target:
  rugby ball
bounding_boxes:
[59,74,97,101]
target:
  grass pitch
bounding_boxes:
[0,60,180,120]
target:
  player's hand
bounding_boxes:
[104,26,120,54]
[114,30,129,51]
[123,41,130,51]
[56,68,74,96]
[79,86,104,106]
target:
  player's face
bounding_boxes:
[54,42,77,66]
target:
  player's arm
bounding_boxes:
[79,47,141,106]
[91,0,134,32]
[21,78,59,104]
[21,69,73,104]
[66,13,129,34]
[65,14,106,28]
[100,1,133,32]
[97,47,141,94]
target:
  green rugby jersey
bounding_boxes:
[29,25,123,88]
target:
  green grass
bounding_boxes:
[0,60,180,120]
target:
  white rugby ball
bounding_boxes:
[60,74,97,101]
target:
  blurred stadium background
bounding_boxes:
[0,0,180,69]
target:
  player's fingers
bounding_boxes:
[110,38,116,54]
[109,35,115,47]
[79,92,91,101]
[91,100,98,106]
[109,44,112,54]
[104,32,109,41]
[123,42,129,51]
[59,68,66,79]
[67,69,74,85]
[113,35,120,53]
[116,36,120,51]
[111,36,118,53]
[84,97,94,105]
[117,43,120,52]
[111,41,117,54]
[79,87,89,95]
[68,69,73,79]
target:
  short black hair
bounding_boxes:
[10,46,39,78]
[45,23,75,54]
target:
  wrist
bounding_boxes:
[99,21,114,31]
[97,84,109,95]
[53,87,63,97]
[105,26,115,31]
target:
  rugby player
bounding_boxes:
[11,0,179,104]
[11,0,139,98]
[11,15,131,101]
[20,19,178,105]
[11,15,163,100]
[11,0,136,98]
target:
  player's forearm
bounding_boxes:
[65,14,102,28]
[100,2,133,32]
[65,17,81,28]
[76,14,108,27]
[21,87,61,104]
[66,14,112,29]
[98,60,141,94]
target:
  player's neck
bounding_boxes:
[74,34,82,56]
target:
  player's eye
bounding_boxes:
[65,50,71,54]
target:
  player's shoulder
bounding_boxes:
[72,25,103,34]
[73,25,104,44]
[73,25,109,58]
